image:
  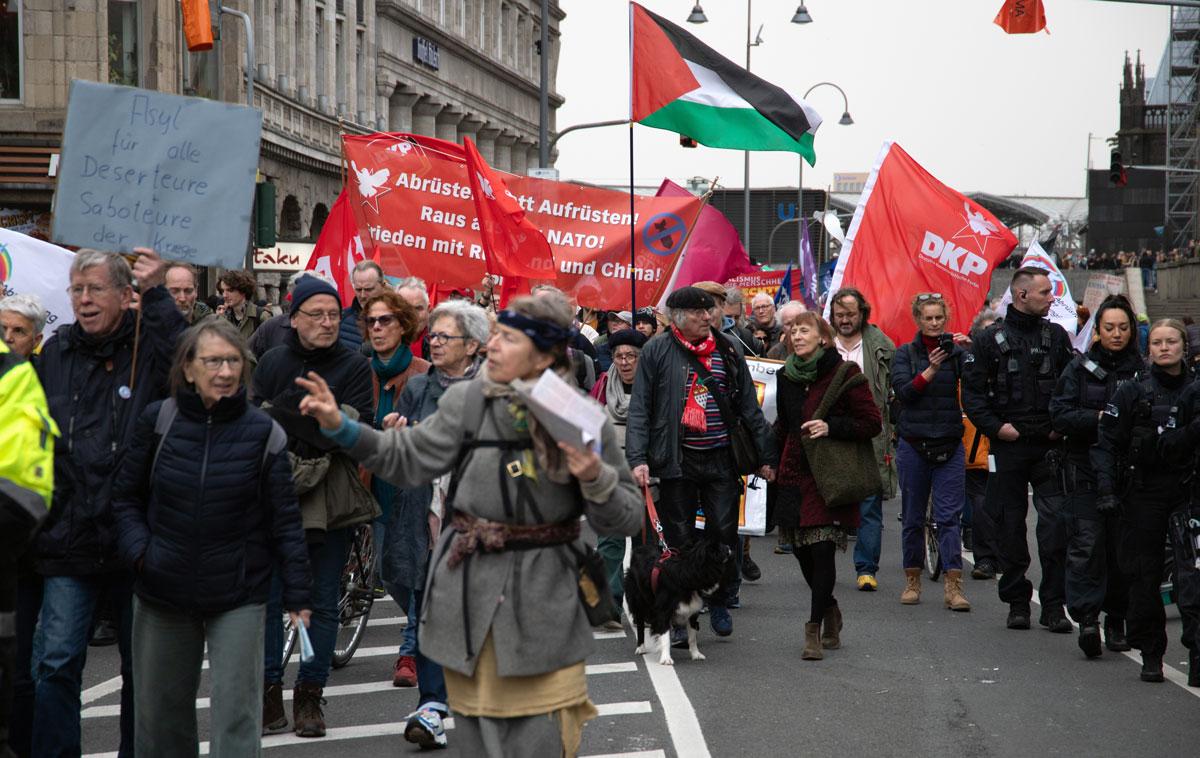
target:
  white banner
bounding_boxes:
[0,228,76,342]
[996,241,1077,335]
[696,357,781,537]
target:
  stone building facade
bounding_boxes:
[0,0,563,257]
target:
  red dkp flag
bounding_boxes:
[306,190,365,307]
[994,0,1048,35]
[462,137,556,281]
[827,142,1017,347]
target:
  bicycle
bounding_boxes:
[281,522,377,668]
[923,495,942,581]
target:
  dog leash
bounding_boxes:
[643,483,669,552]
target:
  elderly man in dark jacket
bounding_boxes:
[338,260,388,353]
[252,275,374,738]
[627,286,777,638]
[32,248,185,758]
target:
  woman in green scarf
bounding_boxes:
[774,311,882,661]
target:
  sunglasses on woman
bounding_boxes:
[365,314,399,328]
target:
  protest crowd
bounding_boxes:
[2,239,1200,758]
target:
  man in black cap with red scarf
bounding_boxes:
[626,286,776,638]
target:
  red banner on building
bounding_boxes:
[341,133,704,310]
[827,142,1016,347]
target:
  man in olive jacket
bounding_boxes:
[627,286,777,639]
[830,288,897,592]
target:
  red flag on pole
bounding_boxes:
[826,142,1017,347]
[993,0,1048,35]
[462,137,556,282]
[306,190,365,307]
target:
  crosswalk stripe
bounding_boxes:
[83,665,642,719]
[82,703,655,756]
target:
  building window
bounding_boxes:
[181,0,218,99]
[108,0,140,86]
[0,0,21,101]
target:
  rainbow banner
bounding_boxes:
[0,228,76,341]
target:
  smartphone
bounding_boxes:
[938,334,955,354]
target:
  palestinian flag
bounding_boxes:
[631,2,822,165]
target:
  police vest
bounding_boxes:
[1077,357,1136,412]
[988,322,1061,411]
[1128,373,1181,468]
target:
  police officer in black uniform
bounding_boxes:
[1092,318,1193,683]
[1159,358,1200,687]
[1049,295,1143,658]
[963,267,1074,632]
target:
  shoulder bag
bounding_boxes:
[801,362,883,507]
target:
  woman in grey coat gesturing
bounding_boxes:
[296,292,642,757]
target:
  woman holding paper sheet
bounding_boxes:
[297,291,642,758]
[111,318,311,756]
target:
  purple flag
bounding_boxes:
[799,218,819,310]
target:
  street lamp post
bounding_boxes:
[688,2,808,262]
[798,82,853,266]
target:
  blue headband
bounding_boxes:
[498,310,575,351]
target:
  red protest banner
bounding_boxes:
[306,190,365,307]
[341,133,703,310]
[827,142,1016,347]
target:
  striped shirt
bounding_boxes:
[681,348,731,449]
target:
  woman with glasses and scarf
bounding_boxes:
[378,298,488,748]
[589,328,648,628]
[297,291,641,756]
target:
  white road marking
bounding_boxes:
[82,704,656,756]
[81,677,124,705]
[962,550,1200,699]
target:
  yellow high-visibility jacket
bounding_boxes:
[0,340,58,524]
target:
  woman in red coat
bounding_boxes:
[775,311,882,661]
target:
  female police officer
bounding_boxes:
[1091,318,1191,683]
[1050,295,1143,659]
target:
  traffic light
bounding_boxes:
[1109,151,1127,186]
[679,135,698,148]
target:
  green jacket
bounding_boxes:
[858,325,898,499]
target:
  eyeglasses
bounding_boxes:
[915,293,943,302]
[297,308,341,323]
[196,356,244,371]
[66,284,115,299]
[429,332,468,344]
[364,314,398,329]
[612,351,639,363]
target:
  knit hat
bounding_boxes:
[665,286,715,311]
[289,275,341,316]
[608,328,647,351]
[633,307,658,326]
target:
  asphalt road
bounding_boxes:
[74,503,1199,756]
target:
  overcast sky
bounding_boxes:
[554,0,1170,198]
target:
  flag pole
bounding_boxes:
[628,2,636,312]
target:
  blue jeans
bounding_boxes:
[385,581,447,713]
[853,494,884,576]
[264,527,351,687]
[32,573,134,758]
[898,439,966,571]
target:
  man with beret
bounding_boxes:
[252,276,373,739]
[627,286,777,638]
[693,281,762,357]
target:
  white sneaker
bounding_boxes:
[404,707,448,749]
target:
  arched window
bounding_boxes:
[310,203,330,240]
[280,195,304,240]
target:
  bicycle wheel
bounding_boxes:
[331,524,376,669]
[924,499,942,581]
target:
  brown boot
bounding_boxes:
[820,605,842,650]
[943,569,971,612]
[293,682,327,738]
[801,622,823,660]
[262,682,287,734]
[900,568,922,605]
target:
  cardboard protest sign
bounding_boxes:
[341,134,703,310]
[0,228,76,341]
[52,80,262,269]
[724,270,788,313]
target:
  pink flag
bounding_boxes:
[655,179,756,287]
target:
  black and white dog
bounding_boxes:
[624,540,733,666]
